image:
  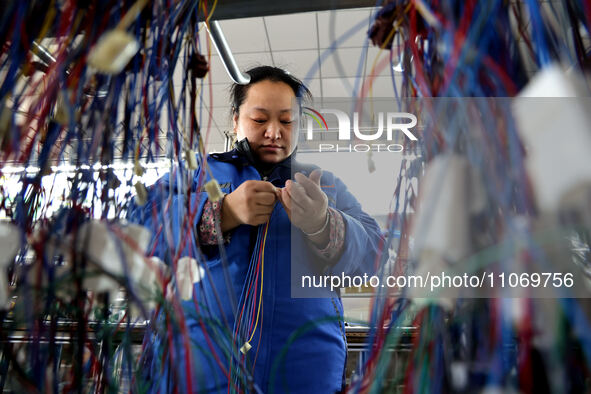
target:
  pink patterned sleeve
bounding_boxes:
[197,198,230,245]
[311,207,345,260]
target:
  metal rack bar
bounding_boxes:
[206,20,250,85]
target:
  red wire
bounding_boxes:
[357,55,391,101]
[517,299,534,393]
[228,227,265,392]
[511,4,537,65]
[440,0,476,94]
[170,293,195,394]
[190,292,242,392]
[148,203,163,257]
[402,309,427,394]
[481,55,518,96]
[16,0,112,165]
[358,214,414,392]
[163,314,177,387]
[247,235,265,334]
[251,299,264,372]
[409,4,432,97]
[584,0,591,33]
[204,30,214,151]
[234,230,264,338]
[189,306,230,380]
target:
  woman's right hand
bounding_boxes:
[221,180,277,231]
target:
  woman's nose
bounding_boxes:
[264,121,282,140]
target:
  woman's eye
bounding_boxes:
[281,120,293,125]
[253,119,266,124]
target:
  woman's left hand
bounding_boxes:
[276,169,328,235]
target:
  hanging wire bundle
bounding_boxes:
[348,0,591,392]
[0,0,219,391]
[1,0,591,392]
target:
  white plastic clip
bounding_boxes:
[176,257,204,301]
[204,179,224,202]
[134,182,148,206]
[133,160,144,176]
[0,222,20,309]
[88,30,139,74]
[185,149,198,170]
[240,342,252,354]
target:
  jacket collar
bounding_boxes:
[209,139,317,185]
[210,138,293,171]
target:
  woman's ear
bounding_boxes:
[232,112,240,138]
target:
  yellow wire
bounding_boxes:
[199,0,219,32]
[206,0,219,23]
[36,0,57,45]
[412,0,441,28]
[247,220,269,344]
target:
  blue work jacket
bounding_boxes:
[128,147,383,393]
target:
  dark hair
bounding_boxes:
[229,66,312,115]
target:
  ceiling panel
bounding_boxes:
[273,50,319,81]
[316,8,374,49]
[206,106,233,132]
[321,47,370,78]
[264,12,318,51]
[200,105,230,150]
[216,17,270,53]
[321,76,361,98]
[189,84,229,119]
[233,52,275,72]
[304,78,322,98]
[364,47,397,78]
[363,75,403,97]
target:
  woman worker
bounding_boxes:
[130,66,383,393]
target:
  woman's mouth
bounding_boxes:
[261,145,284,151]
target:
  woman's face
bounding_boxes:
[233,80,296,164]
